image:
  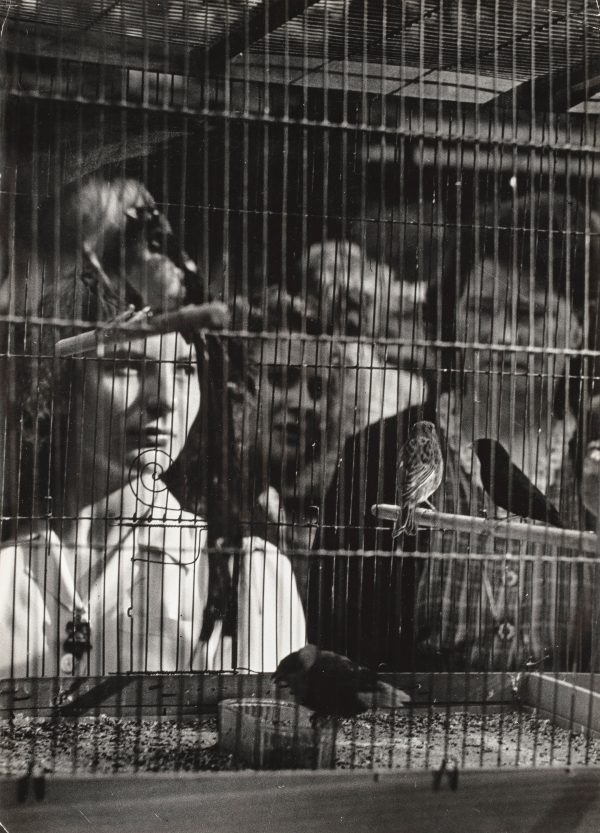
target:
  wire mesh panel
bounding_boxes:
[2,2,600,819]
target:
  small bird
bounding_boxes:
[272,644,410,721]
[474,438,563,527]
[393,420,444,537]
[581,439,600,521]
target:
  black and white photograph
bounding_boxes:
[1,2,600,831]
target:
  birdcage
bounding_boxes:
[2,2,600,831]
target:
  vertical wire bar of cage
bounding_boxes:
[545,1,560,689]
[237,2,252,651]
[412,6,434,732]
[504,0,526,641]
[251,0,276,674]
[11,6,35,680]
[37,4,62,758]
[199,6,213,672]
[253,2,270,674]
[5,78,23,543]
[281,7,304,610]
[280,2,290,316]
[201,17,211,307]
[0,21,9,535]
[162,0,178,675]
[44,0,66,683]
[450,0,465,761]
[491,0,507,767]
[139,0,155,676]
[581,0,600,749]
[342,3,360,684]
[219,0,234,673]
[585,69,600,758]
[25,80,40,510]
[293,1,325,588]
[542,8,560,701]
[417,0,441,774]
[311,7,331,547]
[71,34,89,678]
[509,0,527,766]
[479,2,493,752]
[375,0,395,754]
[327,0,349,659]
[347,0,367,742]
[373,0,392,764]
[2,41,25,685]
[542,3,555,541]
[499,0,521,767]
[170,11,186,676]
[296,0,311,605]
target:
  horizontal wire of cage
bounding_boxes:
[3,2,600,824]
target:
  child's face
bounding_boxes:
[72,332,200,497]
[252,337,344,503]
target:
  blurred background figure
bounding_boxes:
[304,239,428,428]
[42,177,201,318]
[0,177,198,321]
[232,288,353,598]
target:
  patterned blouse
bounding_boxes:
[412,392,592,671]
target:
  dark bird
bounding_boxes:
[581,439,600,521]
[393,420,444,537]
[272,644,410,720]
[474,438,563,527]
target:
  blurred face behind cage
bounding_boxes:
[54,178,189,317]
[306,241,382,336]
[253,336,344,507]
[456,259,579,392]
[305,240,428,422]
[62,332,200,505]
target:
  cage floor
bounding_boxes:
[3,708,600,776]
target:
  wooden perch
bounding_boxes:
[54,302,229,357]
[372,504,599,555]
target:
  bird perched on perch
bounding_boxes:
[581,439,600,521]
[272,644,410,721]
[474,438,563,527]
[393,420,444,537]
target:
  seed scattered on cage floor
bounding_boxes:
[2,712,600,774]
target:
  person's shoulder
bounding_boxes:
[344,401,437,455]
[240,535,297,584]
[242,534,285,560]
[0,530,45,556]
[0,532,49,563]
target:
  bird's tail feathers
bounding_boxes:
[392,503,416,538]
[358,681,411,710]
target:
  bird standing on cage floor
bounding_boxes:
[473,438,563,528]
[393,420,444,538]
[581,439,600,521]
[272,644,410,724]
